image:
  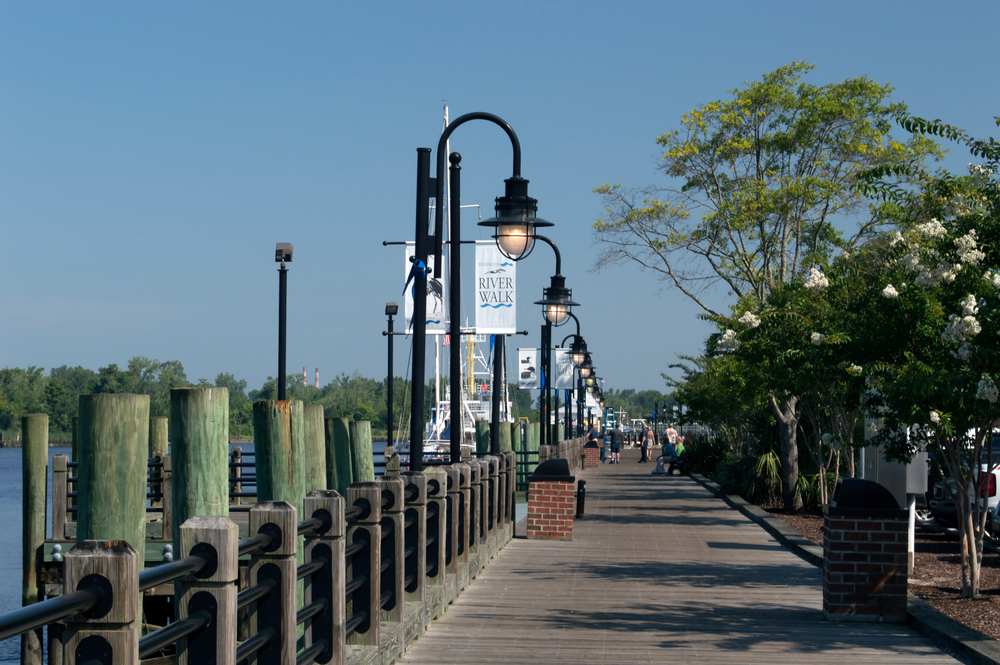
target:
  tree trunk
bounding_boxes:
[768,394,801,512]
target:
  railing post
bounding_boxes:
[421,468,447,626]
[484,456,500,560]
[345,483,381,650]
[63,541,140,665]
[504,451,516,544]
[176,516,239,664]
[466,462,482,580]
[494,454,506,548]
[474,459,489,568]
[52,454,69,543]
[455,464,471,590]
[442,467,460,606]
[400,471,427,644]
[376,476,404,664]
[302,490,345,665]
[384,446,401,476]
[248,501,298,665]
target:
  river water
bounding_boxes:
[0,441,389,662]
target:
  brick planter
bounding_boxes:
[583,442,600,468]
[822,505,908,623]
[527,480,575,540]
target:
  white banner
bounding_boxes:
[475,241,516,334]
[403,242,446,335]
[518,348,538,390]
[554,348,574,389]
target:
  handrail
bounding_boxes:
[296,598,328,626]
[236,626,275,662]
[238,578,276,610]
[345,541,364,559]
[139,554,209,592]
[297,557,327,581]
[138,610,211,659]
[297,517,325,537]
[238,532,274,558]
[345,611,366,639]
[297,638,329,665]
[344,576,365,597]
[0,586,104,642]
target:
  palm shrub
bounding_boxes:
[685,435,728,476]
[716,450,782,507]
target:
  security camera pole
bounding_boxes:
[276,243,293,401]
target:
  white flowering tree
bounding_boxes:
[858,116,1000,597]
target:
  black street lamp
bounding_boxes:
[275,243,293,401]
[384,302,398,448]
[410,112,542,467]
[559,314,587,438]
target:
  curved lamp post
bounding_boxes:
[480,212,579,448]
[559,314,588,437]
[411,112,544,468]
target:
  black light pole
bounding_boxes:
[559,316,587,440]
[408,148,432,471]
[275,243,293,401]
[385,302,398,447]
[431,113,549,463]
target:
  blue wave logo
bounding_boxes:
[500,262,513,266]
[479,304,512,308]
[426,320,441,324]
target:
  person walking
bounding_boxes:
[609,422,624,464]
[639,424,654,463]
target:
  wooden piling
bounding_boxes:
[252,400,306,507]
[303,404,327,493]
[76,394,149,629]
[499,422,512,453]
[169,387,230,545]
[325,417,353,495]
[70,415,78,463]
[52,454,69,542]
[475,421,489,455]
[348,420,375,483]
[149,415,168,458]
[21,413,48,665]
[526,422,540,477]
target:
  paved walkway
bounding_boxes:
[399,448,960,664]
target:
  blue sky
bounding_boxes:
[2,1,999,395]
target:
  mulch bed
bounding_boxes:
[767,509,1000,640]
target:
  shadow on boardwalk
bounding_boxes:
[400,448,960,664]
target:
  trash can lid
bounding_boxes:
[831,478,900,510]
[530,458,575,482]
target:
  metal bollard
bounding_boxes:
[575,479,586,518]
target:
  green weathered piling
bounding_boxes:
[21,414,48,665]
[475,420,489,455]
[303,404,327,492]
[526,422,540,476]
[511,422,522,454]
[150,415,169,457]
[169,388,229,544]
[70,414,78,463]
[500,422,512,453]
[348,420,375,483]
[325,417,353,495]
[77,393,149,631]
[253,400,306,508]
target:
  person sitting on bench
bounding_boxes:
[652,438,679,476]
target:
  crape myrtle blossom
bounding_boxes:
[804,267,829,290]
[882,284,899,299]
[951,342,974,362]
[977,374,999,403]
[718,329,740,352]
[916,219,948,239]
[955,230,986,266]
[984,271,1000,289]
[930,411,941,424]
[738,311,760,329]
[810,332,825,346]
[846,364,863,376]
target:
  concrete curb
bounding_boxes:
[687,472,1000,665]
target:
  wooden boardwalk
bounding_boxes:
[398,448,960,664]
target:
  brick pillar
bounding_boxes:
[583,442,600,468]
[822,505,908,623]
[527,480,575,540]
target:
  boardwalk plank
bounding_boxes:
[399,449,961,664]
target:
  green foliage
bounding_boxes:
[715,450,782,508]
[683,435,729,476]
[593,61,942,314]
